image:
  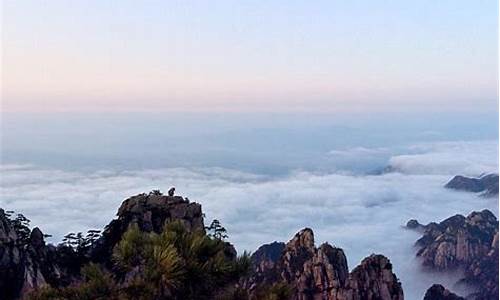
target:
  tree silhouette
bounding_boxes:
[205,219,228,240]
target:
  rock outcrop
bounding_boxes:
[408,210,498,299]
[90,193,205,264]
[0,209,79,299]
[423,284,464,300]
[250,241,285,280]
[0,193,208,299]
[247,228,404,300]
[445,174,499,197]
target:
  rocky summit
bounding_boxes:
[90,192,206,264]
[445,173,499,197]
[423,284,464,300]
[407,209,499,299]
[0,209,82,300]
[246,228,404,300]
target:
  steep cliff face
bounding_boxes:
[445,174,499,197]
[340,255,403,300]
[0,210,79,299]
[407,210,498,299]
[247,228,403,300]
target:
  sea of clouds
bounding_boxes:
[0,140,498,299]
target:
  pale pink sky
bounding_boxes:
[2,1,498,113]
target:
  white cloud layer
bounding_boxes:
[388,140,498,175]
[0,140,498,299]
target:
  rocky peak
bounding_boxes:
[116,193,204,233]
[407,210,499,299]
[0,210,73,300]
[286,228,315,252]
[29,227,45,249]
[91,192,205,264]
[445,173,499,197]
[247,227,403,300]
[423,284,464,300]
[252,241,285,264]
[341,254,404,300]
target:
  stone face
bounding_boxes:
[423,284,464,300]
[445,174,499,197]
[408,210,498,299]
[247,228,403,300]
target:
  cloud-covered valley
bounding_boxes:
[0,140,498,299]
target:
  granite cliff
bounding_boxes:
[406,210,499,299]
[246,228,404,300]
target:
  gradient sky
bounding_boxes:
[2,0,498,113]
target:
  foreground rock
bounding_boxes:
[247,228,404,300]
[423,284,464,300]
[0,193,210,299]
[0,210,80,299]
[90,192,206,264]
[407,210,499,299]
[445,174,499,197]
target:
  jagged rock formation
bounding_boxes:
[1,192,239,300]
[251,241,285,276]
[423,284,464,300]
[90,193,206,264]
[0,209,80,299]
[445,174,499,197]
[407,210,499,300]
[246,228,404,300]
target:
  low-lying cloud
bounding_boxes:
[0,140,497,299]
[388,140,498,175]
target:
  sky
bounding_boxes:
[2,0,498,113]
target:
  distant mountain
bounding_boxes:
[406,210,499,300]
[445,173,499,197]
[244,228,403,300]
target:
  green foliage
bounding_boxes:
[30,220,251,300]
[257,282,294,300]
[217,282,293,300]
[26,263,117,300]
[206,219,229,240]
[62,229,101,252]
[5,211,32,245]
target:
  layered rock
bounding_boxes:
[423,284,464,300]
[408,210,498,299]
[445,174,499,197]
[247,228,404,300]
